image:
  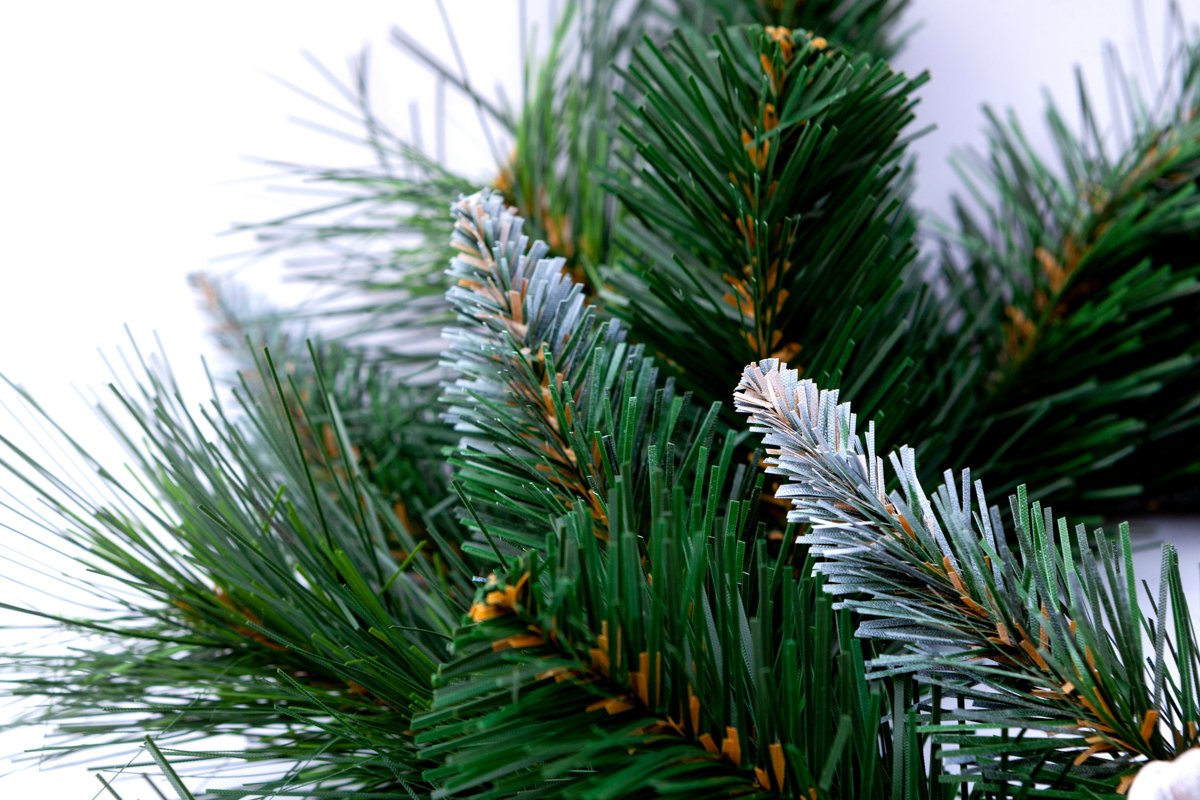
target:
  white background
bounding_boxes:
[1,1,1198,796]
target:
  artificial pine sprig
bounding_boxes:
[0,339,460,796]
[932,36,1200,506]
[193,274,474,581]
[7,3,1200,797]
[414,493,913,798]
[736,357,1200,795]
[609,24,938,446]
[431,191,918,798]
[233,4,1200,519]
[442,189,721,553]
[492,0,661,289]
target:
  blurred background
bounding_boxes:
[0,1,1196,795]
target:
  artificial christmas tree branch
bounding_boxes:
[736,357,1200,795]
[0,342,460,796]
[491,0,663,289]
[235,5,1200,517]
[440,190,735,551]
[194,274,476,584]
[4,3,1200,798]
[927,36,1200,507]
[608,24,934,447]
[432,191,917,797]
[234,6,1200,515]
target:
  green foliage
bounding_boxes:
[430,190,915,798]
[928,39,1200,505]
[199,278,469,562]
[492,0,661,288]
[737,358,1200,796]
[673,0,911,59]
[0,337,462,795]
[608,24,939,448]
[491,0,912,291]
[240,0,654,366]
[442,190,688,551]
[414,505,902,798]
[4,2,1200,798]
[608,18,1200,514]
